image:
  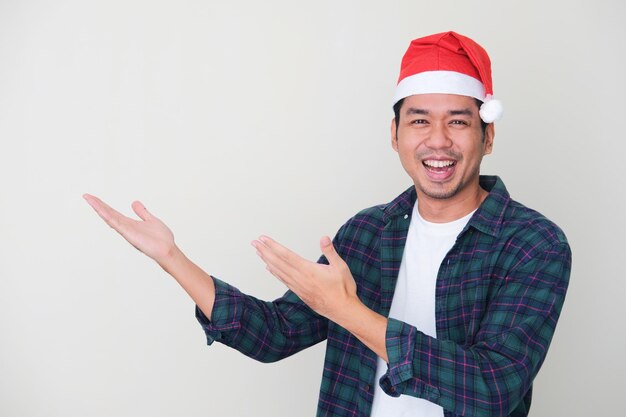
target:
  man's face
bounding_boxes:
[391,94,494,203]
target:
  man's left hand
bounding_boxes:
[252,235,358,321]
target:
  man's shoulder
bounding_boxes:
[479,176,568,248]
[337,204,387,239]
[473,178,571,278]
[501,197,569,248]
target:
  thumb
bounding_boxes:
[131,200,154,221]
[320,236,343,266]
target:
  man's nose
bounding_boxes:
[425,123,452,148]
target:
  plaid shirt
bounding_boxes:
[196,176,571,417]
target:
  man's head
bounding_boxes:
[391,93,494,204]
[390,32,500,214]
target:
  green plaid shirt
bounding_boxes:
[196,176,571,417]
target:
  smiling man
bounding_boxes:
[85,32,571,417]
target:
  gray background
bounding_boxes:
[1,0,623,416]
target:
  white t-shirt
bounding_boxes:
[370,203,474,417]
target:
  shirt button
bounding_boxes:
[364,384,370,392]
[404,214,408,219]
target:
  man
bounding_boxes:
[84,31,571,417]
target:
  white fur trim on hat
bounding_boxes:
[393,70,486,105]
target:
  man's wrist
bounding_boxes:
[325,293,362,326]
[158,244,186,274]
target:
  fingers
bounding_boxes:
[83,193,123,225]
[83,194,138,235]
[252,236,301,283]
[257,236,299,261]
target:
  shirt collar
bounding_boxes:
[382,175,510,238]
[381,186,416,223]
[467,176,511,237]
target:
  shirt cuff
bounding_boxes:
[378,318,440,402]
[195,276,244,345]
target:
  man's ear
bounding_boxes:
[391,117,399,152]
[483,123,495,155]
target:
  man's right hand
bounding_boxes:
[83,194,178,267]
[83,193,217,318]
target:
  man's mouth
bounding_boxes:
[423,159,456,171]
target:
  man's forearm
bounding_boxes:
[330,297,389,363]
[160,247,216,320]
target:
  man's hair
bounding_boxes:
[393,97,489,137]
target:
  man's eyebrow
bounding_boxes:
[404,108,475,116]
[448,108,474,116]
[404,107,429,115]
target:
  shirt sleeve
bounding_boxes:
[195,275,329,363]
[379,241,572,417]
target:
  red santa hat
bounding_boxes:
[393,31,503,123]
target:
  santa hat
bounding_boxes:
[393,31,503,123]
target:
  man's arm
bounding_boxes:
[83,194,328,362]
[83,194,217,320]
[254,235,571,417]
[381,241,570,416]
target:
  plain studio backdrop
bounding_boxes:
[0,1,623,416]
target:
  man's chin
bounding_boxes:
[416,181,460,200]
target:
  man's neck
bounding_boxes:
[416,186,488,223]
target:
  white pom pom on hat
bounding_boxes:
[393,31,503,123]
[479,95,503,123]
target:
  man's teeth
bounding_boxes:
[424,160,455,168]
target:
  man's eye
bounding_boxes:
[411,119,428,125]
[450,120,469,126]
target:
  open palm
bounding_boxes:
[83,194,176,264]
